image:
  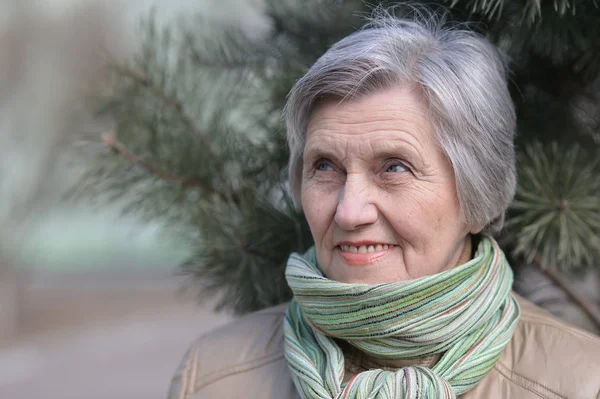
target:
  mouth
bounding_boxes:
[336,243,397,266]
[338,243,395,253]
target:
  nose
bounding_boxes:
[334,177,378,231]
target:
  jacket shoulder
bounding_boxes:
[497,295,600,399]
[167,303,295,399]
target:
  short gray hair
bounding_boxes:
[284,12,516,234]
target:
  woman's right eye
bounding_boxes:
[316,161,334,171]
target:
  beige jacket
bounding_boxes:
[168,295,600,399]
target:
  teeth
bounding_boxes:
[339,244,394,253]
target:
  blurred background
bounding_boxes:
[1,0,599,398]
[0,1,264,398]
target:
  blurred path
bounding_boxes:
[0,273,232,399]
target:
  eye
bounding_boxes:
[385,162,408,173]
[316,160,334,171]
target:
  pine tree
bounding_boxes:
[74,0,600,327]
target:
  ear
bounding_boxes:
[469,225,484,234]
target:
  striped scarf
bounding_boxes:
[284,236,520,398]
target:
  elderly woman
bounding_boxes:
[168,14,600,399]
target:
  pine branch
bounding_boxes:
[180,187,312,314]
[448,0,507,20]
[505,142,600,271]
[74,0,600,320]
[448,0,599,24]
[101,131,214,192]
[183,27,270,72]
[234,240,283,266]
[110,64,213,151]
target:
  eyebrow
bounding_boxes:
[303,138,424,170]
[303,146,340,164]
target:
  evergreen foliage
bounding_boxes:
[506,142,600,271]
[75,0,600,314]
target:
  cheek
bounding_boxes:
[418,185,464,235]
[302,183,342,259]
[385,187,455,236]
[387,200,424,239]
[301,184,330,234]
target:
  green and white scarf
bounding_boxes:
[284,236,520,398]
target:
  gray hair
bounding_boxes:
[284,12,516,234]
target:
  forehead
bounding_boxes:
[306,85,434,145]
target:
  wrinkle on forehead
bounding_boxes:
[304,94,436,172]
[307,84,431,131]
[308,105,431,140]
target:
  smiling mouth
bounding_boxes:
[336,244,397,266]
[338,244,395,253]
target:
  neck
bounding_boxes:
[456,234,473,266]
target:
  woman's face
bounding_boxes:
[301,85,472,284]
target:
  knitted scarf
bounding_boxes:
[284,236,520,399]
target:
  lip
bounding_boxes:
[335,242,396,266]
[336,240,395,247]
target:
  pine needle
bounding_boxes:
[505,142,600,271]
